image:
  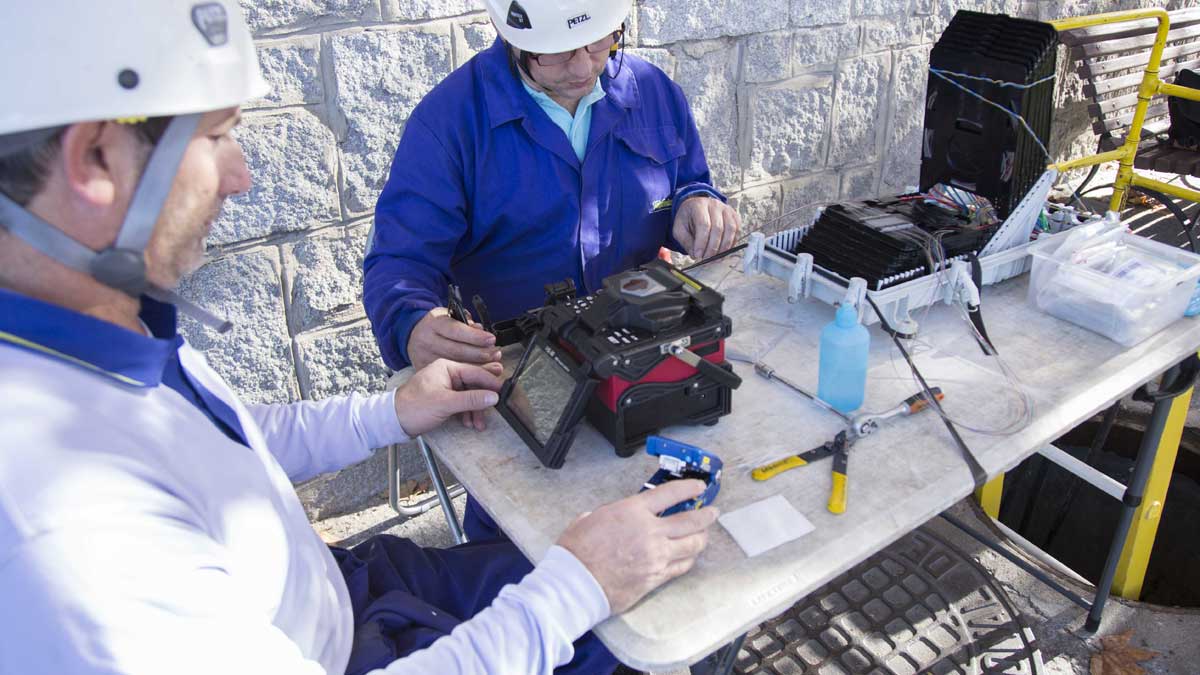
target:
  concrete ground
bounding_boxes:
[314,176,1200,673]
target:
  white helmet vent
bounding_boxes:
[507,1,532,30]
[192,3,230,47]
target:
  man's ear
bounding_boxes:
[57,122,135,210]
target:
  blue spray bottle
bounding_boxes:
[818,303,870,413]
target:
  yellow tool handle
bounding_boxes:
[751,455,807,481]
[827,470,848,514]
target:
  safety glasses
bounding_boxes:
[528,28,624,67]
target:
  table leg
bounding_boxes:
[974,475,1004,519]
[418,436,468,545]
[1111,382,1193,599]
[387,443,467,518]
[1084,385,1177,632]
[710,633,746,675]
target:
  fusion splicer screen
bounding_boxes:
[508,345,578,445]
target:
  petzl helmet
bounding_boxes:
[0,1,268,331]
[483,0,631,54]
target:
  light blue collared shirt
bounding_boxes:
[521,77,606,161]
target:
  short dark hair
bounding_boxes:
[0,117,173,207]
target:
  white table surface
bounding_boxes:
[423,257,1200,670]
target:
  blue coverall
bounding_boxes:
[364,38,725,371]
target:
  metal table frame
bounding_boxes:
[971,356,1197,631]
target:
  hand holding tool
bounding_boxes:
[447,283,470,323]
[641,436,723,516]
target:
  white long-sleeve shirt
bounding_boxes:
[0,290,608,674]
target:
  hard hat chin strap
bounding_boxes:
[0,113,232,333]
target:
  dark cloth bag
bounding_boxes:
[1167,68,1200,150]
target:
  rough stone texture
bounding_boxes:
[297,322,392,400]
[747,75,835,182]
[780,171,842,231]
[212,109,339,246]
[882,45,932,193]
[239,0,380,35]
[296,449,390,521]
[286,223,370,333]
[791,0,851,27]
[251,38,324,108]
[861,15,933,53]
[385,0,477,21]
[853,0,912,16]
[674,40,742,194]
[639,0,789,44]
[744,31,792,84]
[829,53,890,167]
[292,323,397,520]
[455,20,497,64]
[840,165,880,200]
[628,47,677,79]
[732,183,784,233]
[792,25,860,73]
[178,249,297,404]
[331,27,453,214]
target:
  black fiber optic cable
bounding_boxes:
[864,293,988,488]
[680,242,749,272]
[967,253,996,355]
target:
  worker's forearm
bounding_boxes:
[248,391,408,483]
[370,545,610,675]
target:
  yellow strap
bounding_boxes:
[828,471,848,514]
[751,455,807,481]
[0,330,144,387]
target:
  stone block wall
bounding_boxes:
[180,0,1194,518]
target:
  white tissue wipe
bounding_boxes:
[718,495,815,557]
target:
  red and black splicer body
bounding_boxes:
[496,259,742,468]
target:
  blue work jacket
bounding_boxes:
[364,39,724,370]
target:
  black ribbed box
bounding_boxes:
[920,10,1058,220]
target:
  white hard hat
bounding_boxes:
[0,1,267,137]
[0,1,268,332]
[483,0,631,54]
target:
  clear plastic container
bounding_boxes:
[1028,230,1200,346]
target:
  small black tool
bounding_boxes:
[447,283,470,324]
[472,294,493,333]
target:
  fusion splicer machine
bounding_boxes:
[495,259,743,469]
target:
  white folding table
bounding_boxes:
[412,259,1200,671]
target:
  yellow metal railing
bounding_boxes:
[1049,9,1200,210]
[975,9,1197,602]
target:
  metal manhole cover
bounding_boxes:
[734,526,1042,675]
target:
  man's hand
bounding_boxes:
[557,479,719,614]
[407,308,502,371]
[394,359,504,435]
[672,195,741,261]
